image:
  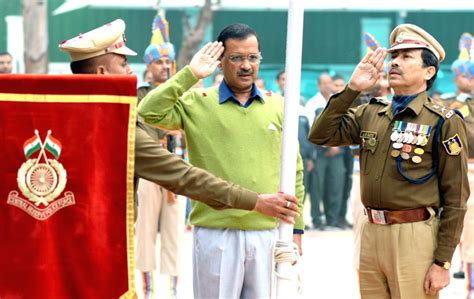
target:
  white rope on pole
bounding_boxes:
[274,0,305,298]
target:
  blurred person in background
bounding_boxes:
[332,74,354,229]
[212,72,224,87]
[0,52,13,74]
[306,72,333,123]
[277,69,314,218]
[442,33,472,110]
[135,14,187,298]
[143,69,153,84]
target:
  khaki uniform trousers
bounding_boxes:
[461,163,474,263]
[135,179,186,275]
[359,210,439,299]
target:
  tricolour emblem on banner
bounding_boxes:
[7,129,75,220]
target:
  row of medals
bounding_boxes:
[390,126,429,164]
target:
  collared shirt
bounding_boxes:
[218,80,264,108]
[305,92,328,123]
[391,94,419,116]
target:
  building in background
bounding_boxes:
[2,0,474,94]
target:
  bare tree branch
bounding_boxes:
[177,0,214,69]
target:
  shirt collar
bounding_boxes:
[378,92,427,119]
[218,79,264,105]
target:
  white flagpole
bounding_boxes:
[276,0,304,298]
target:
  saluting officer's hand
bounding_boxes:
[348,47,387,92]
[254,192,300,224]
[189,41,225,79]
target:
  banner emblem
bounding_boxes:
[8,130,74,220]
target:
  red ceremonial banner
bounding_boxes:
[0,74,137,299]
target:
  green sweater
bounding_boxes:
[138,66,305,231]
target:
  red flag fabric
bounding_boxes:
[0,74,137,299]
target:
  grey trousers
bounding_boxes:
[193,227,276,299]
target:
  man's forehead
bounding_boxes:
[153,57,171,62]
[224,36,259,50]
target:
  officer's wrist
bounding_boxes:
[433,259,451,270]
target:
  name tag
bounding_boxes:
[360,130,377,151]
[360,131,377,139]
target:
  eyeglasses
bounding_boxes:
[226,53,262,65]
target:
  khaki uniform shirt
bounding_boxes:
[134,123,257,211]
[309,87,469,262]
[138,85,166,142]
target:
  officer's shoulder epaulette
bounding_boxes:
[425,102,464,120]
[425,101,448,118]
[369,97,389,106]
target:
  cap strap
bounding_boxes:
[105,39,126,53]
[392,39,431,48]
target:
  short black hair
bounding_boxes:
[0,51,12,57]
[217,23,260,52]
[70,59,96,74]
[276,69,285,81]
[70,55,106,74]
[421,48,439,91]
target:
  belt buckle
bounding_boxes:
[370,209,387,225]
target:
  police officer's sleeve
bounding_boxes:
[134,126,258,211]
[435,115,469,262]
[308,86,362,146]
[137,66,199,130]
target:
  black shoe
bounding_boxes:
[338,219,353,229]
[453,271,465,279]
[313,223,325,231]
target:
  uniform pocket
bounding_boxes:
[388,146,433,181]
[360,145,377,175]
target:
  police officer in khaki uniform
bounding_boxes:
[57,17,300,256]
[309,24,469,298]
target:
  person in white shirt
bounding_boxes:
[305,73,333,123]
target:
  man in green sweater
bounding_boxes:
[138,23,304,298]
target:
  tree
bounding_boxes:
[23,0,48,73]
[176,0,214,69]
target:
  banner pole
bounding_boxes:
[276,0,305,298]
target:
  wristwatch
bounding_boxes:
[433,259,451,270]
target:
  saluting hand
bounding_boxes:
[348,47,387,92]
[253,192,300,224]
[189,41,225,79]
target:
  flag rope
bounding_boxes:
[272,239,302,297]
